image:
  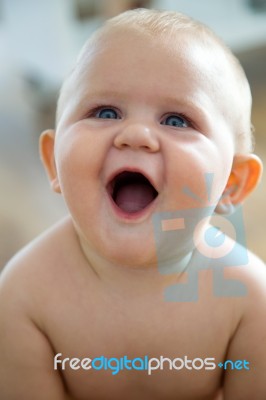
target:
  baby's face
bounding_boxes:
[54,28,237,267]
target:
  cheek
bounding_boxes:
[55,128,107,186]
[165,140,233,209]
[54,130,109,216]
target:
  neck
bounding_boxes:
[77,231,195,298]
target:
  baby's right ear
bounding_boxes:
[39,130,61,193]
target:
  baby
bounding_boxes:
[1,8,266,400]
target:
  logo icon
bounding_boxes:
[152,173,248,301]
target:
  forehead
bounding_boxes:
[60,26,240,124]
[77,28,223,90]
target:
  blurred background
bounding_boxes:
[0,0,265,269]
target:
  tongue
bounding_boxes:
[115,183,155,213]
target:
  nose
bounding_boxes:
[113,122,160,153]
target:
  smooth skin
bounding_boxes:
[0,27,265,400]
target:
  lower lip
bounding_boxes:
[106,191,158,222]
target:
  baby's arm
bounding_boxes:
[223,257,266,399]
[0,262,69,400]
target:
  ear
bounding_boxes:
[215,154,263,215]
[39,129,61,193]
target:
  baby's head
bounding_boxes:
[57,8,253,154]
[40,9,262,267]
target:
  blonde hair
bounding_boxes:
[56,8,254,153]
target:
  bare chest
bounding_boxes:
[43,285,230,400]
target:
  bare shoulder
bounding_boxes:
[1,216,77,283]
[0,216,85,399]
[245,251,266,293]
[0,216,79,399]
[222,250,266,399]
[1,215,78,265]
[223,248,266,298]
[0,216,84,326]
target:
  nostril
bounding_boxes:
[142,145,151,150]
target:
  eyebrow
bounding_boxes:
[157,95,210,118]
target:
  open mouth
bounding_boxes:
[107,171,158,214]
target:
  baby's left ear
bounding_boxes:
[215,154,263,215]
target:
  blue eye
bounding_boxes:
[162,115,189,128]
[95,108,119,119]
